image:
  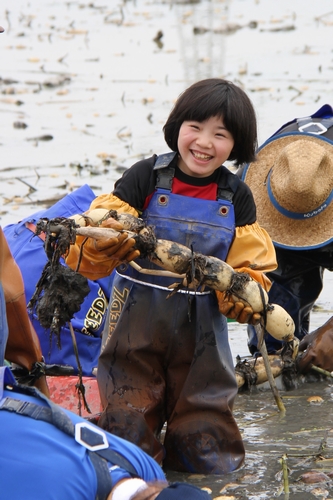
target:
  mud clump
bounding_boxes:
[28,262,90,347]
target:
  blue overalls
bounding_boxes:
[97,153,245,474]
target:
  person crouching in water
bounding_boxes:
[66,78,277,474]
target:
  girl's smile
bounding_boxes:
[177,116,235,178]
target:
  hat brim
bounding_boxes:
[243,132,333,250]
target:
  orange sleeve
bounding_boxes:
[225,222,277,291]
[66,195,139,280]
[88,194,139,216]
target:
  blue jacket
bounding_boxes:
[0,366,166,499]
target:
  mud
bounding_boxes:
[1,1,333,498]
[164,376,333,499]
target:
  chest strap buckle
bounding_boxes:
[75,422,109,452]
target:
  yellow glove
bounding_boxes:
[216,290,261,325]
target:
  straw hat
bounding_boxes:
[243,126,333,249]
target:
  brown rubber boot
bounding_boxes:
[98,407,165,464]
[0,228,49,396]
[163,412,245,474]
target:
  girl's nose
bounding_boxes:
[196,132,212,149]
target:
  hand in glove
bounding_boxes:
[297,316,333,373]
[216,290,261,325]
[93,218,140,262]
[66,217,140,280]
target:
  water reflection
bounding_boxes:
[172,0,229,82]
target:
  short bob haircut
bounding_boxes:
[163,78,258,166]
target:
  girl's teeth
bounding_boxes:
[193,152,211,160]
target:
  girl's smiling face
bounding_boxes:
[177,116,235,178]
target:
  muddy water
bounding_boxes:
[1,1,333,498]
[166,379,333,499]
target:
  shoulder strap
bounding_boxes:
[153,152,177,191]
[0,370,138,500]
[153,154,240,201]
[217,166,240,202]
[153,152,177,170]
[155,167,175,191]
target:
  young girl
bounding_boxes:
[66,78,276,474]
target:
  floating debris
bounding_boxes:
[307,396,324,404]
[13,121,27,129]
[26,134,53,142]
[310,487,330,498]
[194,21,258,35]
[153,30,163,49]
[260,25,296,32]
[299,470,331,483]
[218,483,239,493]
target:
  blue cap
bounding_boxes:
[156,482,211,499]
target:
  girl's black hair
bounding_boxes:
[163,78,258,166]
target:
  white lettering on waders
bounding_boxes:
[106,286,130,344]
[82,288,107,335]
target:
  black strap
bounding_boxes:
[153,154,240,202]
[88,452,112,500]
[155,167,175,190]
[0,389,138,499]
[217,166,240,201]
[153,151,177,170]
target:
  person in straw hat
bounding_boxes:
[242,104,333,371]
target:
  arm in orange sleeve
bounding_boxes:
[66,194,140,281]
[225,222,277,291]
[216,222,277,324]
[88,193,140,216]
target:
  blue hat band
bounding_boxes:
[267,169,333,220]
